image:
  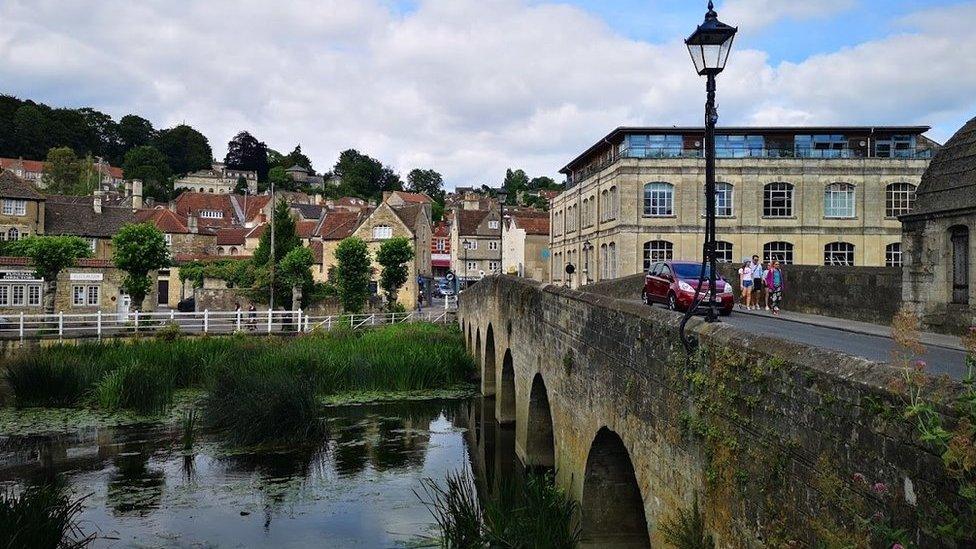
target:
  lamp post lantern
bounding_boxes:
[685,1,737,325]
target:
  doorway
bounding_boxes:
[158,279,170,307]
[951,226,969,304]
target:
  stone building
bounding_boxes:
[502,210,550,282]
[0,157,124,190]
[44,194,135,259]
[450,195,502,284]
[174,162,257,194]
[0,170,45,241]
[431,221,451,278]
[551,126,938,286]
[135,207,217,307]
[902,116,976,334]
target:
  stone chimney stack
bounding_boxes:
[187,215,198,234]
[131,179,144,210]
[463,192,480,211]
[93,191,102,214]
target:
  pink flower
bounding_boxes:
[892,544,905,549]
[913,359,927,371]
[873,482,888,495]
[852,472,866,484]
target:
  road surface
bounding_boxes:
[640,302,969,380]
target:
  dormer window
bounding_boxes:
[200,210,223,219]
[488,220,499,229]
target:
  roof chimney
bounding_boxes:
[463,192,480,211]
[93,192,102,214]
[131,179,144,210]
[187,215,198,234]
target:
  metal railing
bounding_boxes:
[0,309,456,342]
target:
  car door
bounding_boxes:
[646,262,662,302]
[656,264,674,301]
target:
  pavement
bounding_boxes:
[644,302,970,380]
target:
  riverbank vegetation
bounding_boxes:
[417,470,580,548]
[0,482,93,548]
[2,323,474,445]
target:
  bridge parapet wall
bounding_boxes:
[458,275,970,547]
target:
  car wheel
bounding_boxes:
[720,308,732,317]
[641,291,649,305]
[667,293,678,311]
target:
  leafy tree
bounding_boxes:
[155,124,213,175]
[279,246,315,309]
[234,176,249,195]
[251,199,303,307]
[118,115,157,151]
[12,105,50,159]
[122,145,173,202]
[279,145,313,173]
[5,236,92,314]
[41,147,87,195]
[502,168,530,205]
[334,237,371,313]
[528,176,559,190]
[253,199,301,265]
[266,148,284,168]
[224,131,269,181]
[112,223,170,310]
[406,168,444,200]
[265,165,292,192]
[332,149,401,201]
[77,107,122,161]
[376,237,414,310]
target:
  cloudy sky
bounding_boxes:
[1,0,974,188]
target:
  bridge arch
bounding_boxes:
[581,428,650,547]
[474,328,482,372]
[524,373,554,469]
[483,324,497,396]
[497,349,516,424]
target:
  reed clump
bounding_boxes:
[0,482,93,548]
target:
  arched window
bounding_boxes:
[886,183,917,217]
[372,225,393,239]
[608,242,617,279]
[824,183,856,218]
[951,226,969,304]
[643,182,674,217]
[581,199,589,227]
[763,183,794,218]
[824,242,855,266]
[6,228,19,241]
[600,244,608,279]
[885,243,902,267]
[643,240,673,272]
[609,186,618,220]
[764,241,794,264]
[705,182,734,217]
[715,241,733,263]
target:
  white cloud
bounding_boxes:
[720,0,855,31]
[0,0,972,187]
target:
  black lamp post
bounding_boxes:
[462,239,471,289]
[685,1,737,324]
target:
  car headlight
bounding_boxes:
[678,281,694,293]
[724,282,733,294]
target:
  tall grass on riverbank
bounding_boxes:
[417,470,580,548]
[2,323,474,419]
[0,482,94,548]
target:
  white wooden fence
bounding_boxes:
[0,309,456,342]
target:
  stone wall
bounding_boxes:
[581,264,904,325]
[458,275,971,546]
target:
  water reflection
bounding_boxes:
[0,399,499,547]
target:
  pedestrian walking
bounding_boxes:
[750,255,765,311]
[765,261,785,315]
[247,303,257,331]
[737,259,753,310]
[234,302,242,330]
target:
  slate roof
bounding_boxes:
[910,116,976,218]
[44,196,135,238]
[0,170,44,200]
[292,203,325,220]
[392,204,425,231]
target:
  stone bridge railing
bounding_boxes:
[458,275,972,547]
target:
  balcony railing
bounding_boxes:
[568,146,933,188]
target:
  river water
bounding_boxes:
[0,397,516,548]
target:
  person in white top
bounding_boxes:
[750,255,765,311]
[737,259,754,310]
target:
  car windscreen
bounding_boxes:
[672,264,713,280]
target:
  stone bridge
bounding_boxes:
[457,275,971,547]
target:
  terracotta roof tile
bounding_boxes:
[135,208,189,233]
[392,191,433,204]
[511,214,550,235]
[215,228,248,245]
[318,210,366,240]
[174,192,238,229]
[0,256,114,268]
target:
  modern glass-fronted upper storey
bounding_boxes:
[563,126,939,189]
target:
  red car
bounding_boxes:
[642,260,734,316]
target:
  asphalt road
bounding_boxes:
[643,303,969,380]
